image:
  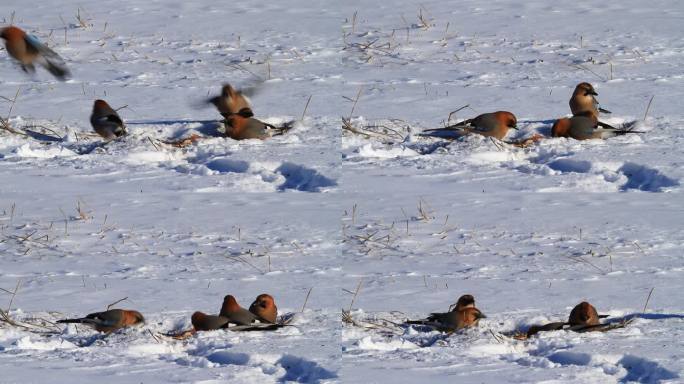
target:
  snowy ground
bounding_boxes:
[1,0,683,383]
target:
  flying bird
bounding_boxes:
[1,26,70,80]
[207,84,254,118]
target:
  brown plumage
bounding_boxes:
[224,109,290,140]
[57,309,144,333]
[249,294,278,324]
[1,26,70,80]
[452,294,476,311]
[207,84,253,119]
[191,311,230,331]
[569,82,610,116]
[407,294,486,332]
[424,307,486,331]
[568,301,600,327]
[219,295,258,325]
[423,111,518,140]
[551,111,634,140]
[90,99,127,140]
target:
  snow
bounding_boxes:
[1,0,683,383]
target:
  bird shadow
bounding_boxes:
[22,128,63,142]
[606,313,684,323]
[418,130,468,140]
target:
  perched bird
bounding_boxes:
[422,111,518,140]
[407,294,486,332]
[568,301,600,327]
[219,295,258,325]
[249,294,278,324]
[523,301,611,338]
[423,307,486,332]
[450,294,476,311]
[569,82,611,116]
[224,108,289,140]
[207,84,253,119]
[90,99,127,140]
[57,309,144,333]
[191,311,230,331]
[551,111,636,140]
[0,26,70,80]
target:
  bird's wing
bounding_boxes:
[25,34,71,80]
[206,96,221,108]
[106,113,124,127]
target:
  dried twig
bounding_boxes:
[641,287,654,314]
[446,104,470,125]
[0,87,27,136]
[301,95,312,122]
[569,64,606,81]
[643,95,655,121]
[147,329,161,343]
[6,279,21,313]
[300,288,313,313]
[347,279,363,312]
[107,296,128,310]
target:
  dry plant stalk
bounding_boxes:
[106,296,128,310]
[300,287,313,313]
[342,309,404,335]
[643,95,655,121]
[347,279,363,312]
[0,88,27,136]
[301,95,313,122]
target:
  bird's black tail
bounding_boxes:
[57,317,98,325]
[43,59,71,81]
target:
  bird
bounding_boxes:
[422,111,518,140]
[450,294,476,311]
[191,311,230,331]
[57,309,144,333]
[224,108,290,140]
[0,26,70,80]
[422,307,486,332]
[249,294,278,324]
[219,295,258,325]
[569,82,611,116]
[551,111,637,140]
[207,84,253,119]
[568,301,600,327]
[406,294,486,332]
[90,99,127,140]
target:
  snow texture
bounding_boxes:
[1,0,683,383]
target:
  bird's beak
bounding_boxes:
[587,90,598,96]
[511,125,518,130]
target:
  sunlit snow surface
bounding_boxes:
[1,0,683,383]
